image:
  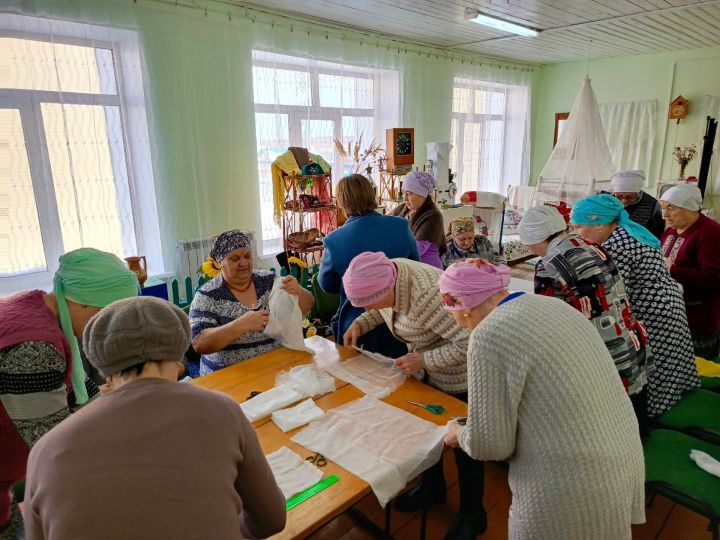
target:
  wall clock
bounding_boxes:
[385,128,414,171]
[669,95,689,124]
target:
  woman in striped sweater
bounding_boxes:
[342,252,485,540]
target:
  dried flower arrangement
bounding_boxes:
[672,144,698,179]
[333,133,385,176]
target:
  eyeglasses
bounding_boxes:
[613,193,639,203]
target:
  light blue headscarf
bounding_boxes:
[570,194,660,249]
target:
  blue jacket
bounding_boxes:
[318,212,419,357]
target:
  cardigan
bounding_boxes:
[318,212,419,357]
[459,293,645,539]
[392,198,446,269]
[24,378,286,540]
[353,259,470,393]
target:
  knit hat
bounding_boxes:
[210,230,251,262]
[403,171,436,198]
[518,205,567,245]
[437,259,511,311]
[450,217,475,238]
[610,170,645,192]
[342,252,397,307]
[83,296,190,378]
[571,194,660,249]
[54,248,139,404]
[660,184,703,212]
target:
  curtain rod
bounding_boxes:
[133,0,538,72]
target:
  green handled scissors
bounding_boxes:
[404,400,445,415]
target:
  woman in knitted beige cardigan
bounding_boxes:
[341,252,485,540]
[439,259,645,540]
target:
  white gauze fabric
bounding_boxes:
[272,398,326,433]
[690,449,720,479]
[322,350,406,398]
[276,364,336,397]
[266,446,323,499]
[240,383,305,422]
[264,279,313,353]
[291,396,447,507]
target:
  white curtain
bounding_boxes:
[598,99,656,182]
[701,95,720,195]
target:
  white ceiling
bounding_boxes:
[230,0,720,64]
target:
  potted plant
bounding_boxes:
[672,144,698,180]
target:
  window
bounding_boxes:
[450,78,530,196]
[252,51,399,255]
[1,16,159,293]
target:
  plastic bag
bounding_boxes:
[264,279,313,353]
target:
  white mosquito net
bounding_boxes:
[535,77,615,205]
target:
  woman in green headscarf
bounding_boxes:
[0,248,138,534]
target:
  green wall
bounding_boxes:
[531,45,720,194]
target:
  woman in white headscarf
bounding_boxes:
[608,170,665,239]
[660,184,720,358]
[518,205,652,435]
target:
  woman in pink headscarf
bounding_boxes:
[439,260,645,540]
[341,251,485,540]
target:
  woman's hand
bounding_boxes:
[280,275,303,297]
[395,352,423,374]
[343,323,362,347]
[444,420,462,448]
[236,309,270,333]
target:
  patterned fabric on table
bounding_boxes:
[603,226,700,416]
[535,233,651,395]
[189,270,280,375]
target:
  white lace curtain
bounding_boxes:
[598,99,656,184]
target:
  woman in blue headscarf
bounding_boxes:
[571,194,699,418]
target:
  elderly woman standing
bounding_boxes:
[341,252,485,540]
[608,170,665,239]
[318,174,419,358]
[660,184,720,359]
[391,171,446,268]
[440,260,645,540]
[190,230,313,375]
[441,217,495,268]
[518,205,652,434]
[0,248,139,535]
[571,194,699,417]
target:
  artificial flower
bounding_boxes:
[200,256,221,278]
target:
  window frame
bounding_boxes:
[0,29,141,291]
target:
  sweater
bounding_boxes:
[459,294,645,539]
[661,213,720,336]
[625,191,665,239]
[318,212,419,356]
[24,378,286,540]
[353,259,470,393]
[392,199,446,269]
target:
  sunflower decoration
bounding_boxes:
[287,256,308,269]
[199,256,221,279]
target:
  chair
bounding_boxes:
[312,272,340,325]
[644,429,720,540]
[655,389,720,446]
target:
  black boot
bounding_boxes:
[443,510,488,540]
[394,458,446,512]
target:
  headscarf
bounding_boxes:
[53,248,139,404]
[570,194,660,249]
[437,259,511,311]
[611,170,644,192]
[450,217,475,238]
[403,171,436,198]
[518,205,567,245]
[342,252,397,307]
[660,184,703,212]
[210,230,251,262]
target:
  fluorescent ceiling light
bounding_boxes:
[465,8,539,37]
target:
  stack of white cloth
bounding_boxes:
[322,349,406,399]
[266,446,323,499]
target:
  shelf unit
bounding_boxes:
[378,169,409,213]
[281,172,338,267]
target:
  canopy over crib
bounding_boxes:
[535,77,615,205]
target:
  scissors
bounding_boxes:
[306,452,327,467]
[404,400,445,415]
[246,390,261,401]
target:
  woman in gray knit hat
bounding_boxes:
[23,296,286,540]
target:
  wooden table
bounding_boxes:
[192,337,467,540]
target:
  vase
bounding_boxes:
[125,256,148,287]
[679,161,688,180]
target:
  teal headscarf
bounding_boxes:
[570,194,660,249]
[53,248,139,404]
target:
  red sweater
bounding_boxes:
[661,214,720,334]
